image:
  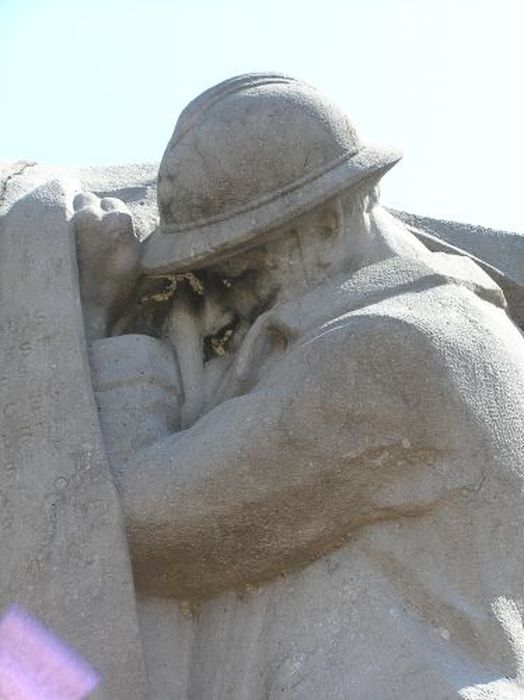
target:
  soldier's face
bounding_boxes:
[211,199,343,286]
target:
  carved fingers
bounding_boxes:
[72,192,137,252]
[72,192,141,339]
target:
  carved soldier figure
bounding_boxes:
[73,74,524,698]
[2,74,523,699]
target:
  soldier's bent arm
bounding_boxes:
[115,314,486,601]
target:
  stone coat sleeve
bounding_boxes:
[116,290,521,601]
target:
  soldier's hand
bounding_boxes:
[72,192,141,339]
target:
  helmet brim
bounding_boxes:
[141,144,402,274]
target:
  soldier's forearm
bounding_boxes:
[113,390,334,600]
[113,386,391,602]
[114,319,439,602]
[91,335,182,462]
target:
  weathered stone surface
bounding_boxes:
[0,180,147,698]
[393,209,524,286]
[1,73,524,700]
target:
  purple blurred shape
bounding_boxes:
[0,605,100,699]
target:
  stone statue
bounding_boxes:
[1,73,524,699]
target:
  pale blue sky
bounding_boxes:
[1,0,523,231]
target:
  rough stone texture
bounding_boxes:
[0,160,158,241]
[0,179,148,698]
[1,74,524,700]
[393,209,524,285]
[393,209,524,329]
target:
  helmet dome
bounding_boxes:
[142,73,401,273]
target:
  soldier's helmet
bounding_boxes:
[142,73,401,273]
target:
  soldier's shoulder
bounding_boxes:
[290,281,523,397]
